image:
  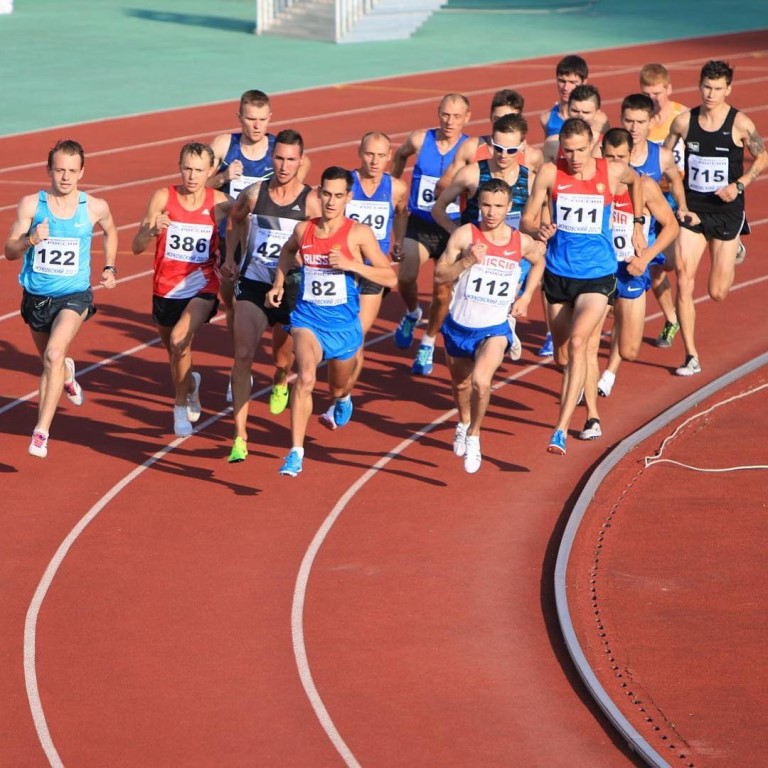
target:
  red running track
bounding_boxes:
[0,31,767,767]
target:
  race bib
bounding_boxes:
[556,193,603,234]
[687,155,728,193]
[164,222,213,263]
[465,262,520,307]
[32,237,80,276]
[611,209,634,261]
[229,174,270,199]
[302,267,347,306]
[417,174,459,216]
[251,226,291,267]
[346,199,390,240]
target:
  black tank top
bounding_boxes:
[683,106,744,214]
[240,182,312,282]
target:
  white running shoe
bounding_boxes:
[453,422,469,457]
[675,355,701,377]
[63,357,84,406]
[597,371,615,398]
[464,436,482,474]
[579,418,602,440]
[187,372,202,422]
[174,405,193,437]
[28,430,49,458]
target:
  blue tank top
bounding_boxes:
[219,133,277,239]
[220,133,277,197]
[408,129,468,223]
[547,159,615,279]
[346,171,395,255]
[20,191,93,297]
[460,161,529,229]
[631,140,663,182]
[545,104,565,137]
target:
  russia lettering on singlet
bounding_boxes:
[449,225,522,329]
[292,217,360,328]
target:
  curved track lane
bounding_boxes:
[1,31,766,767]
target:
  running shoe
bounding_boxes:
[269,383,289,415]
[28,430,49,458]
[228,436,248,463]
[655,321,679,349]
[464,436,482,474]
[537,332,554,357]
[319,405,337,430]
[675,355,701,377]
[547,429,567,455]
[509,331,522,362]
[735,239,747,265]
[411,343,434,375]
[394,307,422,349]
[63,357,84,406]
[597,371,615,398]
[279,449,303,477]
[187,371,202,423]
[579,418,602,440]
[453,422,469,457]
[173,405,193,437]
[507,316,522,361]
[333,396,353,428]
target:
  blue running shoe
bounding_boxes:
[394,307,422,349]
[333,396,353,428]
[411,343,434,375]
[547,429,567,455]
[279,449,303,477]
[537,332,554,357]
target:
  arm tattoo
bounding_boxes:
[747,129,765,158]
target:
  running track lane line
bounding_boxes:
[289,360,541,767]
[19,261,768,764]
[21,341,548,766]
[553,350,768,768]
[0,45,765,176]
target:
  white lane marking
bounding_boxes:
[290,359,550,766]
[1,46,766,173]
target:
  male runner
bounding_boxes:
[222,130,321,462]
[208,89,310,399]
[664,60,766,376]
[132,142,233,437]
[436,179,544,473]
[4,139,118,458]
[267,167,396,477]
[391,93,471,375]
[521,118,644,455]
[319,131,409,429]
[539,55,609,141]
[596,129,679,405]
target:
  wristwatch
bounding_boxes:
[735,181,745,195]
[633,215,646,225]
